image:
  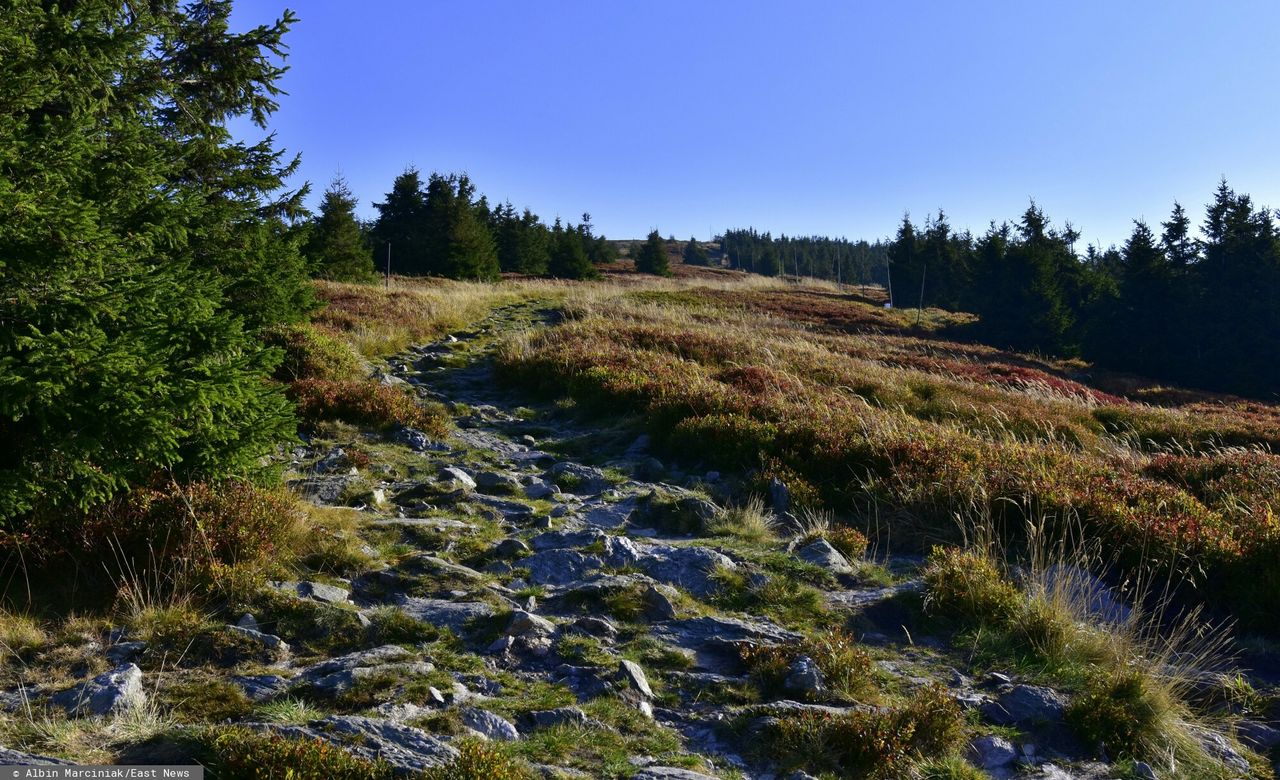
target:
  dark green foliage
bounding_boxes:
[0,1,305,521]
[370,168,430,275]
[305,177,375,281]
[1066,670,1164,759]
[492,202,550,275]
[636,230,672,276]
[548,219,600,280]
[683,236,709,266]
[721,228,890,283]
[371,171,499,280]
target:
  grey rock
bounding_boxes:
[395,596,497,633]
[488,635,515,654]
[582,498,639,529]
[372,702,432,722]
[1198,730,1251,773]
[1133,761,1158,780]
[461,707,519,741]
[105,641,146,664]
[225,624,291,656]
[522,706,590,731]
[232,675,288,702]
[494,538,531,559]
[784,655,826,697]
[625,435,652,455]
[258,716,459,773]
[475,471,522,494]
[572,616,618,639]
[981,685,1068,726]
[51,663,145,717]
[236,613,260,631]
[548,462,613,494]
[289,475,354,505]
[302,580,350,604]
[524,481,556,500]
[966,734,1017,769]
[616,660,653,699]
[643,584,680,621]
[505,610,555,637]
[796,538,854,575]
[650,615,803,651]
[522,549,604,586]
[769,477,790,513]
[632,769,718,780]
[1238,719,1280,750]
[314,447,347,474]
[439,466,477,490]
[632,544,736,598]
[531,528,605,551]
[602,534,644,568]
[394,426,446,452]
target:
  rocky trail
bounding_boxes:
[6,303,1276,778]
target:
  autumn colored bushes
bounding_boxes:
[497,289,1280,631]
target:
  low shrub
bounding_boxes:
[739,629,874,701]
[827,525,870,560]
[10,481,305,609]
[205,728,393,780]
[1066,669,1171,760]
[922,547,1020,626]
[421,738,535,780]
[289,378,449,434]
[757,684,964,778]
[706,495,777,543]
[263,323,363,382]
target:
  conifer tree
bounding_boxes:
[0,1,301,520]
[371,169,429,276]
[683,237,709,266]
[549,219,599,279]
[636,230,672,276]
[305,176,374,281]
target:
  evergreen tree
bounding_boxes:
[548,219,599,279]
[305,176,374,281]
[371,169,429,275]
[683,237,709,266]
[0,1,300,520]
[636,230,672,276]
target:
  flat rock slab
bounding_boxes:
[394,596,497,633]
[633,769,719,780]
[649,616,802,674]
[522,549,604,586]
[255,716,459,775]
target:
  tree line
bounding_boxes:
[303,171,623,282]
[884,185,1280,395]
[719,229,891,284]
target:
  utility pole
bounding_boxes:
[385,243,391,289]
[886,261,894,308]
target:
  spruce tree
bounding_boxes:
[0,1,300,520]
[636,230,672,276]
[305,177,375,281]
[371,169,429,276]
[549,220,599,279]
[683,237,709,266]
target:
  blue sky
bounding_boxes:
[231,1,1280,248]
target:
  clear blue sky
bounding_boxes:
[231,1,1280,248]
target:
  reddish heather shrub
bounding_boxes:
[289,378,448,435]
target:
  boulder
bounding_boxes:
[966,734,1017,769]
[547,462,613,494]
[231,675,289,702]
[460,708,519,741]
[643,585,680,621]
[50,663,145,717]
[439,466,477,490]
[981,685,1068,726]
[522,550,604,586]
[394,597,497,633]
[616,660,653,699]
[784,655,826,698]
[796,538,854,575]
[505,610,555,637]
[633,769,718,780]
[769,477,790,513]
[521,706,590,731]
